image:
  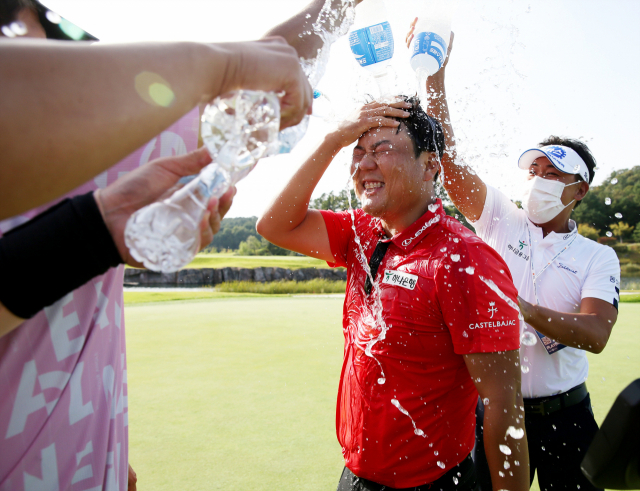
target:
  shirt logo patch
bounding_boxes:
[401,215,441,247]
[488,302,498,318]
[507,243,530,261]
[518,240,527,250]
[557,263,577,274]
[382,270,418,290]
[468,320,516,330]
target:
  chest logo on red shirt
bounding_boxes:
[382,270,418,290]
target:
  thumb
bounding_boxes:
[156,146,213,179]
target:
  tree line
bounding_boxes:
[204,166,640,255]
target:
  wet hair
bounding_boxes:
[387,95,445,181]
[391,95,445,159]
[538,136,596,209]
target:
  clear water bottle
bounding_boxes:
[124,90,305,272]
[408,2,452,79]
[348,0,395,98]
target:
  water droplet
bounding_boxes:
[434,450,439,456]
[548,317,552,322]
[465,266,475,275]
[414,428,424,436]
[428,203,439,213]
[606,231,613,237]
[521,332,537,346]
[506,426,525,439]
[605,197,611,205]
[615,212,623,219]
[377,377,386,385]
[611,178,618,184]
[453,477,458,485]
[483,397,490,405]
[504,461,511,469]
[499,471,505,477]
[499,444,512,455]
[462,331,469,338]
[521,365,530,374]
[437,461,446,469]
[515,460,520,466]
[451,254,460,262]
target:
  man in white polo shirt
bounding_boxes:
[419,40,621,491]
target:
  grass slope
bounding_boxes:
[184,253,333,270]
[126,298,639,491]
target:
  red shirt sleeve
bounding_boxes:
[435,239,521,354]
[320,210,354,268]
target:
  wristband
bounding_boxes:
[0,192,123,318]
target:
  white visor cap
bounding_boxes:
[518,145,590,184]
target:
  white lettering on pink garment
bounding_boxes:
[0,107,199,491]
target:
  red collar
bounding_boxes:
[374,199,446,252]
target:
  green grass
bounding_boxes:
[217,279,347,294]
[184,253,334,270]
[126,298,640,491]
[620,293,640,302]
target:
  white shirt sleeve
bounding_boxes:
[469,185,520,242]
[581,245,621,309]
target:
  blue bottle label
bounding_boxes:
[411,31,447,68]
[349,21,394,67]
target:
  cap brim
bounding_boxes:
[518,149,549,170]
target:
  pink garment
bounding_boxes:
[0,108,199,491]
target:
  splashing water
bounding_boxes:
[437,461,446,469]
[615,212,623,219]
[465,266,475,275]
[521,365,530,374]
[391,399,426,437]
[451,254,461,262]
[453,477,458,485]
[478,276,521,314]
[345,163,389,384]
[611,178,618,185]
[606,231,613,238]
[506,426,525,439]
[483,397,490,405]
[504,461,511,469]
[499,444,512,455]
[605,197,612,205]
[520,331,537,346]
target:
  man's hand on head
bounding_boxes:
[94,147,236,268]
[328,100,411,150]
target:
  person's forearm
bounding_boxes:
[426,71,487,221]
[519,300,613,353]
[265,0,358,60]
[0,301,24,338]
[0,39,222,220]
[258,134,341,238]
[483,397,529,491]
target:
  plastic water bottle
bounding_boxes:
[408,2,452,79]
[348,0,395,98]
[124,90,305,272]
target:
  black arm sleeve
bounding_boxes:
[0,192,123,318]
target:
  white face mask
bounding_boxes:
[521,176,580,224]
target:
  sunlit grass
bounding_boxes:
[217,279,346,294]
[125,298,638,490]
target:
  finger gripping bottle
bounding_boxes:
[124,90,306,273]
[348,0,395,97]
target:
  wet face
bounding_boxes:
[350,126,433,221]
[527,157,588,206]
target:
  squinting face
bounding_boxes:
[527,157,582,206]
[350,126,427,220]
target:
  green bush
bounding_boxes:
[216,279,346,294]
[598,236,617,246]
[578,224,599,241]
[621,263,640,276]
[612,244,629,254]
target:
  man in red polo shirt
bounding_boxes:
[257,97,529,491]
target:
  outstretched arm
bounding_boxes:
[0,37,310,220]
[465,350,529,491]
[0,147,234,338]
[257,101,409,260]
[265,0,363,61]
[406,22,487,221]
[518,296,617,354]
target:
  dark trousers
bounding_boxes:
[473,394,603,491]
[336,453,477,491]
